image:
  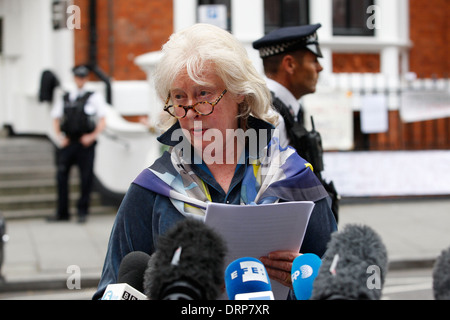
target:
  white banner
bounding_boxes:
[400,90,450,123]
[322,150,450,197]
[302,89,354,151]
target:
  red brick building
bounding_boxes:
[74,0,173,81]
[359,0,449,151]
[409,0,449,79]
[74,0,448,80]
[333,0,449,77]
[73,0,449,150]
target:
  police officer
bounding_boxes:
[49,65,107,223]
[253,24,339,222]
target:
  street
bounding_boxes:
[382,268,433,300]
[2,196,447,301]
[0,267,434,300]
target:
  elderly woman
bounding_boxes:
[93,24,336,299]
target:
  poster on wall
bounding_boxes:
[360,93,389,134]
[302,89,354,151]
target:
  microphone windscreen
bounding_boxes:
[433,246,450,300]
[291,253,322,300]
[311,224,388,300]
[143,218,227,300]
[117,251,151,293]
[225,257,272,300]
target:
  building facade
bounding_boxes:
[0,0,449,196]
[75,0,450,151]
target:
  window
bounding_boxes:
[52,0,70,30]
[264,0,310,34]
[333,0,375,36]
[198,0,231,31]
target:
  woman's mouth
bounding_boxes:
[191,127,207,137]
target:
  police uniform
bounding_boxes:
[50,66,107,223]
[253,24,323,59]
[253,25,340,222]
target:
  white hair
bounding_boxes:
[154,23,278,131]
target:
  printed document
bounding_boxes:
[204,201,315,300]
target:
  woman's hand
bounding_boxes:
[260,250,301,289]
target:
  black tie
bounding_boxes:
[297,105,304,126]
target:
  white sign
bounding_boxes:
[198,5,228,30]
[360,94,388,134]
[400,90,450,123]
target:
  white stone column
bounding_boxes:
[173,0,197,32]
[310,0,333,84]
[231,0,264,73]
[377,0,400,85]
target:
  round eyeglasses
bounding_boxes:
[163,89,227,119]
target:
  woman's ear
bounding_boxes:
[235,93,245,104]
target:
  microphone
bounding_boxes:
[291,253,322,300]
[311,224,388,300]
[432,246,450,300]
[101,251,150,300]
[143,218,227,300]
[224,257,274,300]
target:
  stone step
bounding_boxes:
[0,142,53,154]
[0,165,56,181]
[0,192,102,211]
[0,136,119,220]
[0,152,53,163]
[0,179,56,195]
[0,178,79,196]
[1,204,117,220]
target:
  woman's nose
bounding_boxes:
[185,105,199,119]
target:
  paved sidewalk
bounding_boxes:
[0,214,115,292]
[1,198,449,294]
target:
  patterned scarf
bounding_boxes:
[133,120,328,220]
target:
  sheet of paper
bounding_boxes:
[204,201,315,300]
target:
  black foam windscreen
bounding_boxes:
[143,218,227,300]
[118,251,151,293]
[311,224,388,300]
